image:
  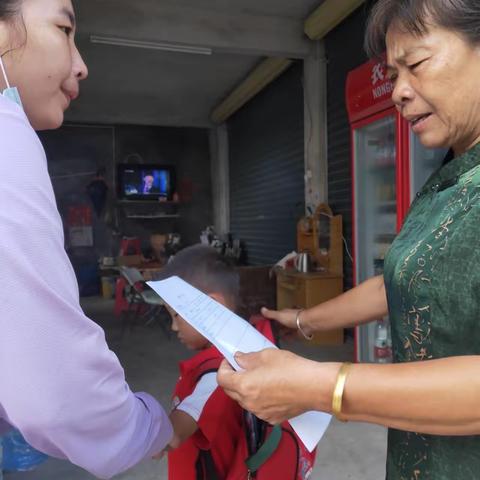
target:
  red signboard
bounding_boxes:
[346,58,394,123]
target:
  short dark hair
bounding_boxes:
[0,0,26,57]
[365,0,480,58]
[0,0,21,21]
[156,245,239,307]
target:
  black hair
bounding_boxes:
[0,0,26,57]
[365,0,480,58]
[155,245,240,308]
[0,0,21,20]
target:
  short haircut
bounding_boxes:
[365,0,480,59]
[0,1,21,22]
[155,245,239,307]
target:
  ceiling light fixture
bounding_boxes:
[90,35,213,56]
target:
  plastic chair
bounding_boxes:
[119,266,169,338]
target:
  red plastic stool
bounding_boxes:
[119,237,141,256]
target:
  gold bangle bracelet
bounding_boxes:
[331,362,352,422]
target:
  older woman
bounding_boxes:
[218,0,480,478]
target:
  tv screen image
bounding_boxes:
[118,165,174,201]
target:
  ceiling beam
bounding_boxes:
[76,2,312,59]
[305,0,365,40]
[210,0,368,127]
[210,57,294,124]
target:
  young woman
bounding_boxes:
[0,1,172,478]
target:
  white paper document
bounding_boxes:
[148,275,331,452]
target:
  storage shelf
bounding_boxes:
[117,199,179,205]
[377,202,396,213]
[368,163,396,172]
[375,233,396,243]
[125,214,180,219]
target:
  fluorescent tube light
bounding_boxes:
[90,35,213,55]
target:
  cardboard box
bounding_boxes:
[117,255,143,267]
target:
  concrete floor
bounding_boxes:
[6,297,387,480]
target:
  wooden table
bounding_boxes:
[105,259,164,280]
[135,262,164,280]
[276,269,344,345]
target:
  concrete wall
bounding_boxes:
[325,6,368,290]
[39,124,213,262]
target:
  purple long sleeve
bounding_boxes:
[0,96,172,479]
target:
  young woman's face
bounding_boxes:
[0,0,88,130]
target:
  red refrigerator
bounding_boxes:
[346,59,446,363]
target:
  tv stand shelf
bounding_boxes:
[125,213,180,219]
[116,198,180,221]
[117,200,179,205]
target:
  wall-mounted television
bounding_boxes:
[117,164,175,201]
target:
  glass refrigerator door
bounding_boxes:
[354,114,396,363]
[410,131,447,200]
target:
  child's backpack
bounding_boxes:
[192,316,316,480]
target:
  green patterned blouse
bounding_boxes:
[384,142,480,480]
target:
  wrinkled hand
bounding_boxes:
[217,349,338,425]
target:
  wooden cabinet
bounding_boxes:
[276,269,344,345]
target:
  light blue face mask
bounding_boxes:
[0,55,23,109]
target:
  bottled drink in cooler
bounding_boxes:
[374,319,392,363]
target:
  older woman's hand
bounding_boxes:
[217,349,339,424]
[260,307,306,340]
[261,307,297,330]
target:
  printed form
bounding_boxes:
[148,276,331,452]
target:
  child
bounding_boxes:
[157,245,242,480]
[157,245,316,480]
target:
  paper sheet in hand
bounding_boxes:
[148,276,331,452]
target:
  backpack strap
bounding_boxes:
[245,424,282,475]
[190,325,282,478]
[191,355,224,480]
[195,449,221,480]
[192,356,224,384]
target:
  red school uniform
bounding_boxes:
[167,345,242,480]
[226,317,317,480]
[168,317,317,480]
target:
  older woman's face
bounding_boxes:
[386,24,480,155]
[0,0,88,130]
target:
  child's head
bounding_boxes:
[157,244,239,350]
